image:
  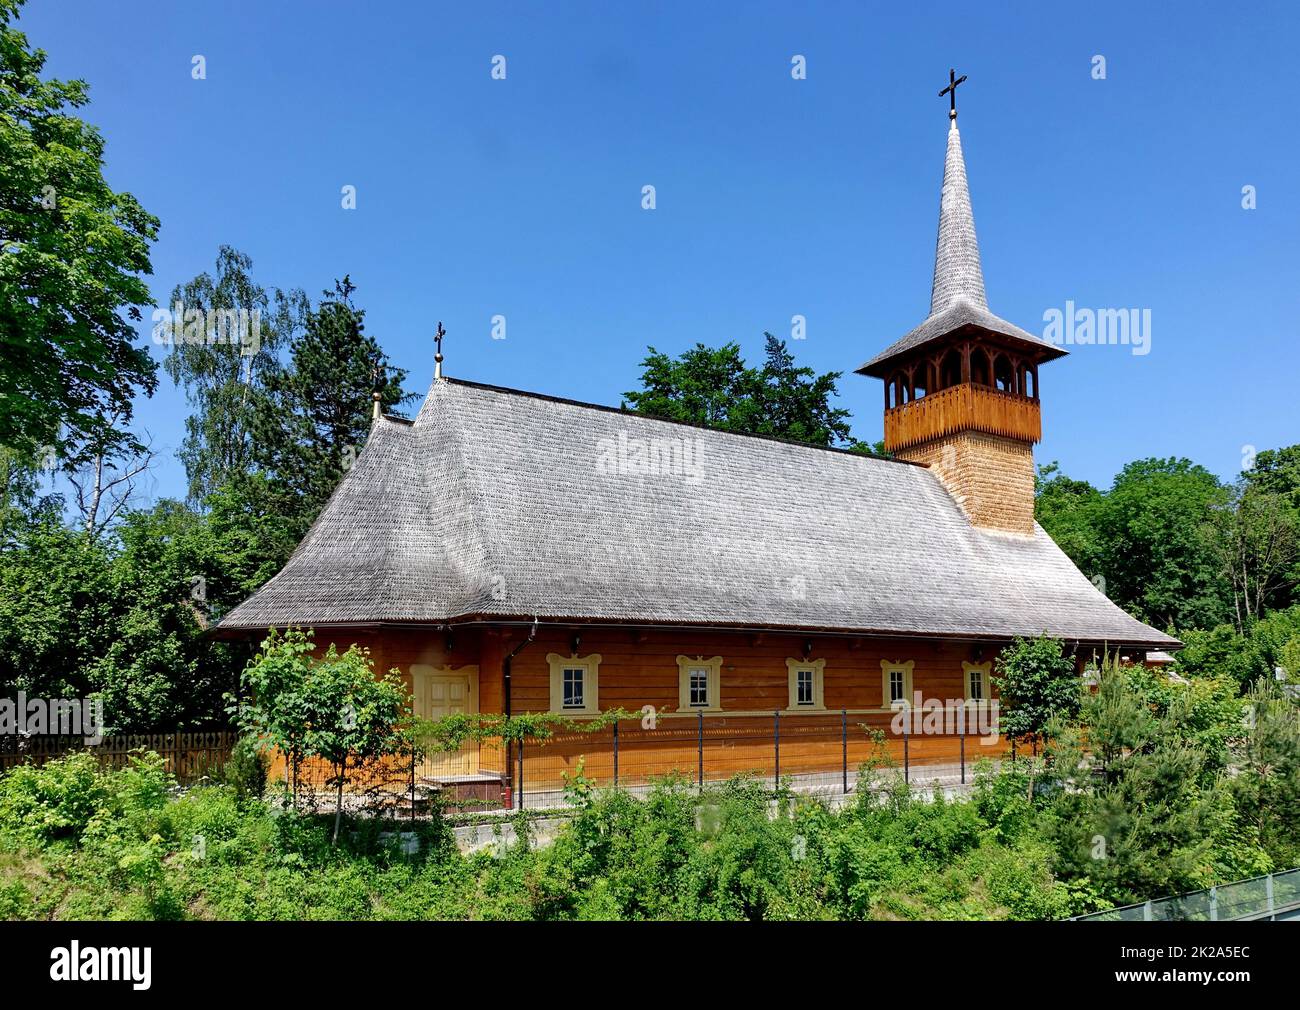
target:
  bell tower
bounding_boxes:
[857,70,1065,535]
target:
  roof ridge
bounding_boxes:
[418,382,511,610]
[438,376,927,468]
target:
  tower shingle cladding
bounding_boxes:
[897,432,1036,535]
[930,124,987,314]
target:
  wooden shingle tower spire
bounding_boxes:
[856,71,1066,534]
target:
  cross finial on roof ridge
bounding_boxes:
[434,321,446,380]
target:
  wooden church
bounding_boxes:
[217,82,1176,794]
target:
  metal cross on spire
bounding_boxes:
[938,68,968,121]
[370,356,382,423]
[434,321,446,379]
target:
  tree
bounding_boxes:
[747,335,859,447]
[0,502,115,701]
[1074,659,1157,785]
[200,472,303,614]
[992,636,1082,756]
[233,629,411,843]
[231,629,314,798]
[0,489,244,730]
[251,277,412,533]
[302,646,410,844]
[1203,482,1299,631]
[1175,607,1300,691]
[0,444,53,545]
[624,334,867,450]
[1100,459,1230,629]
[624,341,750,430]
[1245,445,1300,513]
[1233,678,1300,868]
[64,409,154,539]
[0,0,159,458]
[1035,462,1105,580]
[162,246,302,505]
[1047,717,1222,903]
[1243,444,1300,607]
[90,501,240,729]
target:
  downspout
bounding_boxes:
[503,616,539,720]
[503,617,538,800]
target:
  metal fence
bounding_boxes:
[1072,867,1300,921]
[508,709,997,807]
[272,709,996,818]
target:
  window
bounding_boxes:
[547,653,601,714]
[689,668,709,707]
[879,660,914,709]
[677,656,723,712]
[785,658,826,710]
[562,667,585,710]
[963,661,991,704]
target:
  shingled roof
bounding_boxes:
[217,377,1176,648]
[857,121,1066,377]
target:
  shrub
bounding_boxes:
[0,751,108,844]
[222,735,268,801]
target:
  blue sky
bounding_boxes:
[18,0,1300,502]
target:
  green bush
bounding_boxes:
[221,735,268,801]
[0,751,108,844]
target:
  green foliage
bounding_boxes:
[229,628,317,771]
[1034,462,1106,579]
[221,735,268,801]
[1204,480,1299,628]
[415,707,635,758]
[1037,458,1231,630]
[0,750,108,843]
[162,247,295,504]
[249,276,413,534]
[0,0,159,459]
[1038,448,1300,640]
[0,495,242,729]
[3,688,1298,923]
[1243,446,1300,613]
[972,759,1034,843]
[992,635,1082,750]
[623,334,868,450]
[232,628,411,842]
[1246,445,1300,513]
[1100,458,1233,629]
[1175,606,1300,689]
[1043,664,1229,905]
[200,472,302,608]
[1233,678,1300,869]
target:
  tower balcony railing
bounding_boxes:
[884,381,1041,453]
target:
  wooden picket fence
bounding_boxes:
[0,731,236,783]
